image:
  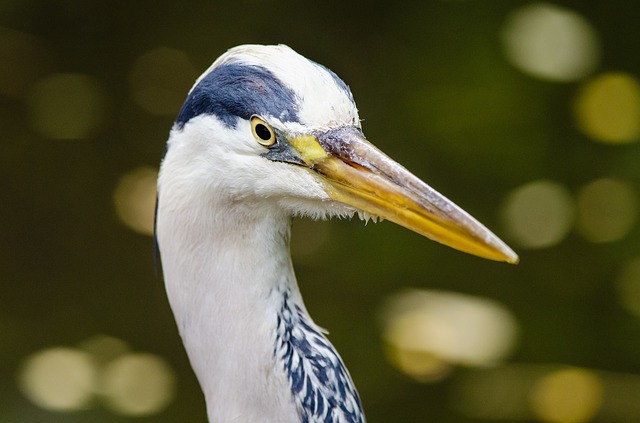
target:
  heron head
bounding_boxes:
[160,44,517,264]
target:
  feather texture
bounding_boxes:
[276,290,364,422]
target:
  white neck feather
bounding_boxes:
[156,192,303,422]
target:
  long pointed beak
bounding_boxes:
[289,127,518,264]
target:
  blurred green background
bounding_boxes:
[2,0,640,422]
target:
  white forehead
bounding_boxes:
[194,44,360,130]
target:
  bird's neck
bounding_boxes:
[158,199,304,421]
[157,197,364,422]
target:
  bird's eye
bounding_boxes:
[251,116,276,147]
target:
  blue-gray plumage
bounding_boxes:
[155,44,517,423]
[176,63,301,129]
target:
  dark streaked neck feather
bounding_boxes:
[275,289,365,423]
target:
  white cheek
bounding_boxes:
[251,161,328,201]
[161,114,351,220]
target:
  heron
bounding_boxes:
[155,44,518,422]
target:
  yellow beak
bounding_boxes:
[289,127,518,264]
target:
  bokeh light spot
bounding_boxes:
[529,368,603,423]
[501,180,574,249]
[385,342,453,383]
[102,353,176,416]
[18,347,97,411]
[113,166,158,236]
[129,47,197,115]
[17,336,178,417]
[616,257,640,317]
[576,178,637,243]
[27,73,108,139]
[381,290,518,382]
[574,73,640,144]
[501,3,600,82]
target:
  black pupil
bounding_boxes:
[255,124,272,141]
